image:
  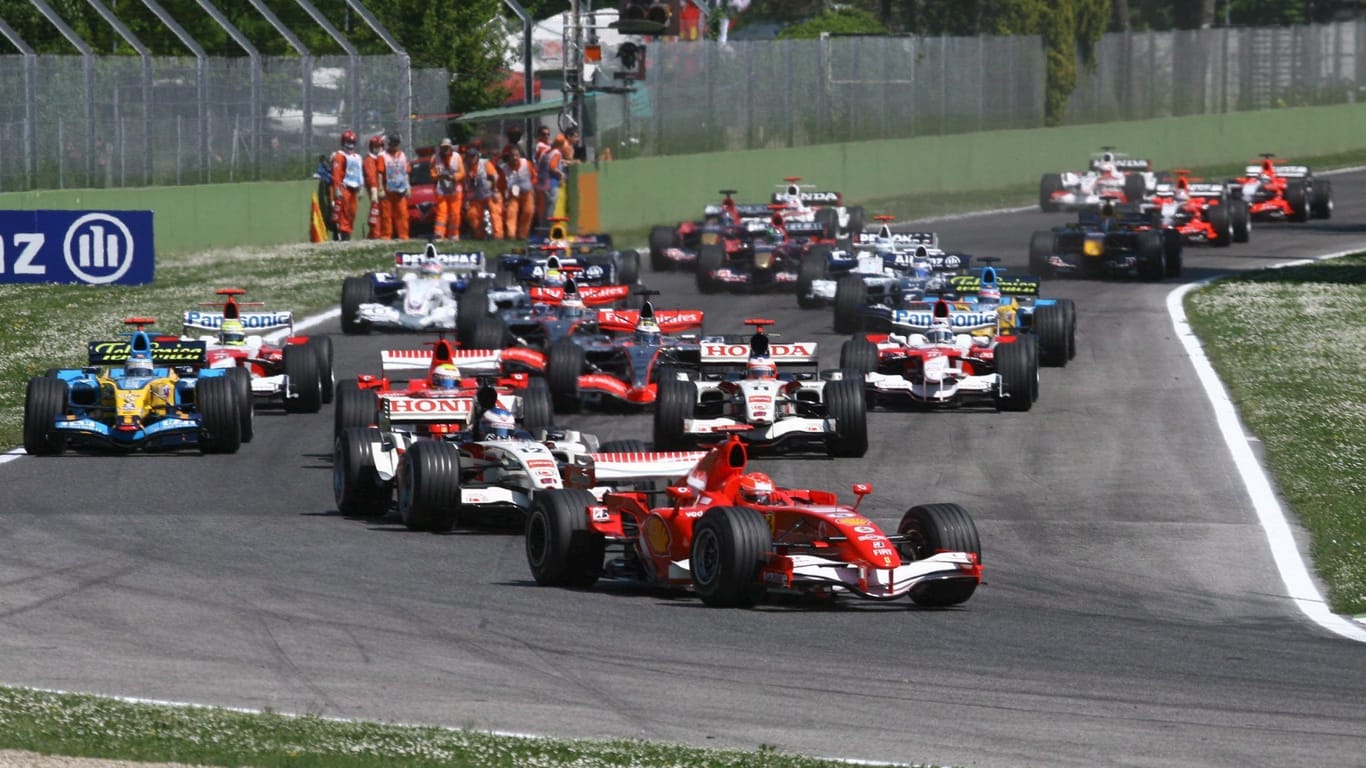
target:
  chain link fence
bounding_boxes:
[1067,19,1366,123]
[0,54,449,192]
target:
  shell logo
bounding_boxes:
[642,514,672,557]
[834,517,870,526]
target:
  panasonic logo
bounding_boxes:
[182,312,292,329]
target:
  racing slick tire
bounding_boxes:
[340,276,373,335]
[898,503,981,607]
[1231,198,1252,243]
[1286,179,1311,223]
[815,207,838,240]
[1123,173,1147,206]
[334,380,379,438]
[796,246,830,309]
[839,336,879,375]
[468,315,507,350]
[845,206,865,239]
[196,376,242,454]
[1207,202,1232,248]
[825,373,868,458]
[334,427,390,517]
[1034,304,1071,367]
[1019,336,1041,403]
[283,343,323,414]
[598,439,649,453]
[832,274,868,334]
[652,377,695,451]
[547,338,585,414]
[1058,299,1078,362]
[224,366,255,443]
[522,378,555,435]
[1038,173,1063,212]
[695,243,725,294]
[22,376,68,456]
[309,335,335,404]
[617,249,641,287]
[397,440,461,533]
[648,225,679,272]
[1028,231,1056,276]
[1136,230,1166,282]
[526,488,604,588]
[691,506,770,608]
[457,277,494,343]
[1311,178,1333,219]
[992,340,1034,412]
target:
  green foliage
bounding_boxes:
[777,7,891,38]
[371,0,509,120]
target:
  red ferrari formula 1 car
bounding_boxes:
[525,435,983,608]
[1147,171,1250,247]
[1229,154,1332,222]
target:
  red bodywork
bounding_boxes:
[199,288,313,379]
[1229,156,1312,221]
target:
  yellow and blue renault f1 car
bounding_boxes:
[23,318,244,455]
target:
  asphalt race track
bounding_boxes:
[3,173,1366,768]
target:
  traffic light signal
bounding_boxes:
[615,42,646,80]
[616,1,678,36]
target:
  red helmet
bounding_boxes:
[369,133,384,151]
[738,473,775,505]
[340,129,357,149]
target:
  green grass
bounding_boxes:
[1184,255,1366,617]
[0,687,917,768]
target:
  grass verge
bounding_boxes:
[0,686,914,768]
[1184,254,1366,617]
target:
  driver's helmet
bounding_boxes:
[738,472,775,505]
[925,322,954,346]
[1098,161,1117,177]
[124,352,154,378]
[560,293,586,318]
[421,260,444,278]
[219,318,246,346]
[431,363,462,391]
[634,317,660,345]
[479,405,516,439]
[977,286,1001,304]
[765,221,783,243]
[746,356,777,380]
[910,259,932,280]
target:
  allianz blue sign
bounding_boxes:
[0,210,154,285]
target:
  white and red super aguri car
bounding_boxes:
[526,434,983,608]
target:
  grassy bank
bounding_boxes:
[1184,255,1366,617]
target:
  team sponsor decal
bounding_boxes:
[182,311,293,329]
[385,397,473,414]
[396,251,483,268]
[642,514,671,556]
[893,310,995,328]
[88,339,205,364]
[591,506,611,522]
[0,210,154,285]
[772,190,840,203]
[833,517,871,526]
[527,459,556,469]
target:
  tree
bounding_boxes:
[778,6,890,38]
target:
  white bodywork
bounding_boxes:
[807,227,962,301]
[183,310,300,400]
[358,273,460,331]
[863,334,1000,403]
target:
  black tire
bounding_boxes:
[340,276,373,335]
[598,439,649,453]
[993,340,1034,412]
[1311,178,1333,219]
[547,338,585,414]
[23,376,68,456]
[224,366,254,443]
[1058,298,1078,363]
[617,249,641,286]
[196,376,242,454]
[1033,304,1070,367]
[468,315,507,350]
[1286,179,1310,223]
[1018,335,1040,403]
[796,246,830,309]
[309,335,335,404]
[696,243,724,294]
[824,374,868,458]
[839,336,879,374]
[526,488,604,588]
[845,206,865,238]
[832,274,867,334]
[334,427,390,516]
[1038,173,1063,212]
[457,277,494,342]
[1206,202,1232,248]
[898,503,981,607]
[283,343,323,414]
[397,440,461,532]
[652,377,695,451]
[1028,230,1055,276]
[691,506,770,608]
[1231,198,1251,243]
[1123,173,1147,206]
[334,381,379,438]
[522,378,554,434]
[814,207,838,239]
[648,225,678,272]
[1136,230,1166,281]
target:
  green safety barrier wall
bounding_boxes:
[0,180,317,255]
[582,102,1366,231]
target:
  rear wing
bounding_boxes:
[379,348,507,378]
[949,274,1040,296]
[1089,157,1150,171]
[88,338,207,366]
[1186,182,1227,198]
[698,339,818,367]
[530,232,614,251]
[395,250,485,272]
[703,202,773,219]
[857,230,938,248]
[529,284,631,306]
[590,450,711,481]
[1275,165,1310,178]
[889,306,999,333]
[771,190,841,205]
[783,220,827,237]
[181,310,294,336]
[597,308,704,334]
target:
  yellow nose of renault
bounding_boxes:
[1083,236,1105,257]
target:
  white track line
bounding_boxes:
[1168,251,1366,640]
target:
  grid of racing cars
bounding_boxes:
[23,151,1327,611]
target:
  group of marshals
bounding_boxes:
[326,127,576,242]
